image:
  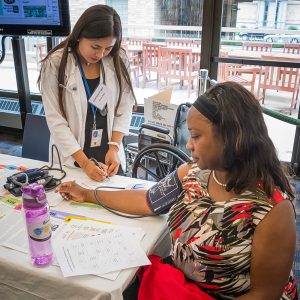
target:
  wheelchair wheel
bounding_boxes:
[131,143,192,181]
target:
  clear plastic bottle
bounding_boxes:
[21,183,53,266]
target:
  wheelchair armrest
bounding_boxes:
[140,123,170,135]
[128,131,139,137]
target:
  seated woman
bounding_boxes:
[56,81,297,299]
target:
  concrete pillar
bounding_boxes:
[128,0,160,38]
[256,0,266,28]
[278,0,288,29]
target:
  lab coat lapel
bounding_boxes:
[102,58,118,141]
[65,56,87,135]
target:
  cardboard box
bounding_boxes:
[144,87,178,137]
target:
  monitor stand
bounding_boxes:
[11,36,32,130]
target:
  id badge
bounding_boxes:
[88,83,111,111]
[91,129,103,147]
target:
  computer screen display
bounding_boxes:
[0,0,70,36]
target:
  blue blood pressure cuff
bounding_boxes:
[146,170,183,215]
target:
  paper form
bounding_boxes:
[0,196,21,219]
[54,219,144,246]
[53,219,146,279]
[63,215,111,224]
[49,209,85,220]
[77,174,153,190]
[0,209,67,253]
[78,177,128,190]
[54,227,150,277]
[0,202,13,220]
[0,196,22,208]
[0,209,149,280]
[69,201,104,209]
[0,210,28,252]
[46,191,64,207]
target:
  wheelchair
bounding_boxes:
[125,103,192,182]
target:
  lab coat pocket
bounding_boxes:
[66,83,78,94]
[63,74,78,95]
[59,78,79,110]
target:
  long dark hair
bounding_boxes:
[38,4,136,118]
[204,81,294,199]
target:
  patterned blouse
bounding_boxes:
[167,165,297,299]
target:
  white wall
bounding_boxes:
[237,2,258,28]
[127,0,160,38]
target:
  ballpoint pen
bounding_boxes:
[90,157,110,180]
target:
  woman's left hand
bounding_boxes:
[105,147,120,176]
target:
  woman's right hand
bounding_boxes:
[83,160,108,181]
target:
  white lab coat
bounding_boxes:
[40,48,135,171]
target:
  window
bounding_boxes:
[0,0,204,105]
[0,37,17,92]
[107,0,128,36]
[218,0,300,162]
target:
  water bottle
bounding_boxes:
[21,183,53,266]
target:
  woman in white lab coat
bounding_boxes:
[39,5,136,181]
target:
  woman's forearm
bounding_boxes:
[84,189,153,216]
[109,131,124,152]
[111,131,124,144]
[72,149,89,169]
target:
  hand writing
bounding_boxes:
[84,159,108,181]
[105,148,120,176]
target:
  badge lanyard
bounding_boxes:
[77,58,106,130]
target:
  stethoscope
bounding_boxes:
[93,186,148,219]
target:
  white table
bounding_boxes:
[0,154,169,300]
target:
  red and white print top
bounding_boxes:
[167,166,297,299]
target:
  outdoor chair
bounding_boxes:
[240,42,272,78]
[192,39,201,48]
[158,47,200,97]
[165,38,194,47]
[258,55,300,115]
[126,38,152,46]
[242,42,272,52]
[122,44,141,87]
[284,43,300,54]
[218,51,260,94]
[142,43,165,88]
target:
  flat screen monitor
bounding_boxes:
[0,0,70,36]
